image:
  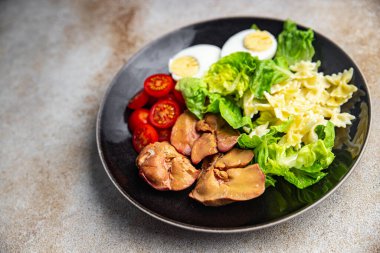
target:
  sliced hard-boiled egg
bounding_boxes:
[221,29,277,60]
[169,44,221,81]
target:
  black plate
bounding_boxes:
[96,17,371,233]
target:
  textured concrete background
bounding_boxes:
[0,0,379,252]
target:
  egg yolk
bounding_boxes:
[170,56,199,77]
[243,31,273,52]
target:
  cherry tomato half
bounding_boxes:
[159,92,184,112]
[128,108,149,133]
[157,128,171,142]
[132,124,158,153]
[149,99,181,129]
[144,74,174,98]
[127,90,149,109]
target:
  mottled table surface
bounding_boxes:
[1,0,379,252]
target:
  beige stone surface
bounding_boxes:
[0,0,379,252]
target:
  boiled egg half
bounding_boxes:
[169,44,221,81]
[221,29,277,60]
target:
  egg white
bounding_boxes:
[169,44,221,81]
[221,29,277,60]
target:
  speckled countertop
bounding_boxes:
[0,0,379,252]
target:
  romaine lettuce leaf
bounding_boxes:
[270,116,293,133]
[283,169,327,189]
[176,77,251,129]
[250,24,260,30]
[266,139,334,189]
[315,121,335,148]
[275,20,315,65]
[205,52,292,101]
[219,97,252,129]
[238,132,262,149]
[206,93,221,114]
[238,128,281,173]
[204,52,257,100]
[264,150,352,217]
[175,77,207,119]
[250,57,292,98]
[238,121,335,189]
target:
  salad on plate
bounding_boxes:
[126,20,358,206]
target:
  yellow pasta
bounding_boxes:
[246,61,357,148]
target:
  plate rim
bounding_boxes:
[96,16,372,233]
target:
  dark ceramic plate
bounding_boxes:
[96,17,371,233]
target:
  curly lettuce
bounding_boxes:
[275,20,315,65]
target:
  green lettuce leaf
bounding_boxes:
[250,57,292,98]
[283,169,327,190]
[176,77,251,129]
[238,129,281,175]
[275,20,315,65]
[238,122,335,189]
[265,175,277,188]
[238,133,262,149]
[219,98,252,129]
[175,77,207,119]
[270,116,293,133]
[250,24,260,30]
[204,52,257,100]
[315,121,335,148]
[264,150,352,218]
[206,93,221,114]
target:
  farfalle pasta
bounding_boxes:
[245,61,357,148]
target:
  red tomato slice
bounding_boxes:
[127,90,149,109]
[149,99,180,129]
[128,108,149,133]
[157,128,171,142]
[144,74,174,98]
[160,92,185,112]
[132,124,158,153]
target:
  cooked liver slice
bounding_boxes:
[214,148,254,170]
[201,114,240,152]
[215,126,240,152]
[201,154,222,171]
[136,142,199,191]
[203,114,220,131]
[189,163,266,206]
[170,111,200,156]
[191,133,218,164]
[196,120,213,132]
